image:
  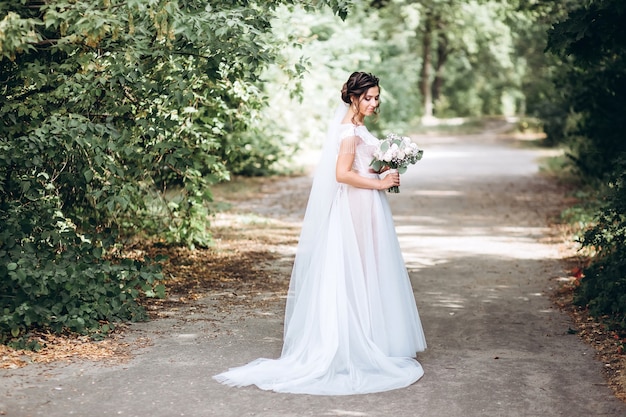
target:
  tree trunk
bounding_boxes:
[419,13,433,120]
[432,27,449,111]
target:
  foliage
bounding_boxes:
[544,0,626,329]
[575,161,626,329]
[0,217,166,343]
[254,0,567,150]
[0,158,166,341]
[546,0,626,178]
[506,1,574,146]
[0,0,349,343]
[358,0,564,126]
[255,4,379,152]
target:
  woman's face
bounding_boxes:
[356,86,380,117]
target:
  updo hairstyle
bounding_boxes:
[341,72,380,108]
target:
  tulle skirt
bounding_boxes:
[213,180,426,395]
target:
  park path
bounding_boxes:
[2,127,626,417]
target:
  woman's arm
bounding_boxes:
[335,136,399,190]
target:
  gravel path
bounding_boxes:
[2,128,625,417]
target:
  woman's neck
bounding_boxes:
[345,109,364,125]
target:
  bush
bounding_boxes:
[575,160,626,329]
[0,0,350,346]
[0,192,165,343]
[546,0,626,179]
[545,0,626,329]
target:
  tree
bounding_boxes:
[547,0,626,177]
[370,0,555,121]
[0,0,350,342]
[545,0,626,328]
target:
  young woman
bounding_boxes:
[214,72,426,395]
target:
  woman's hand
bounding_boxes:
[379,170,399,190]
[336,137,400,191]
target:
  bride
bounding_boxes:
[213,72,426,395]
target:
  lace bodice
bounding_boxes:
[338,124,379,176]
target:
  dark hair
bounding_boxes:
[341,72,380,105]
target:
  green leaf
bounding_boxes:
[16,269,27,280]
[154,284,166,299]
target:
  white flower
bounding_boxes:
[370,133,424,193]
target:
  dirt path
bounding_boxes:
[2,129,626,417]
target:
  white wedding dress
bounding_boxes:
[213,111,426,395]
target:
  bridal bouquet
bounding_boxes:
[370,133,424,193]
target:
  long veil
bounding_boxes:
[213,100,425,395]
[283,102,348,336]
